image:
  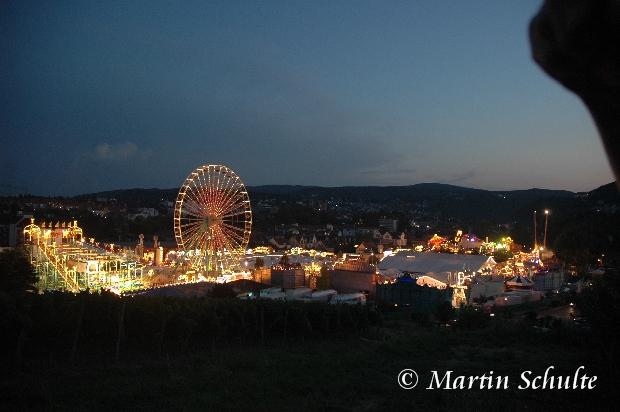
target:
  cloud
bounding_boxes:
[359,166,417,176]
[441,169,477,184]
[94,141,150,161]
[357,164,418,184]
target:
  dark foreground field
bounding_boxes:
[1,291,617,411]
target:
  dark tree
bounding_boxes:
[577,269,620,381]
[493,249,513,263]
[434,301,454,324]
[316,266,331,290]
[0,248,37,296]
[208,284,237,299]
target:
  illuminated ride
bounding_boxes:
[23,219,143,293]
[174,164,252,277]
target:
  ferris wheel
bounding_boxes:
[174,164,252,275]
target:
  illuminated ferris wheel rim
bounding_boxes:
[173,164,252,271]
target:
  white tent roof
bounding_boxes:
[418,272,451,285]
[377,251,495,278]
[505,275,534,287]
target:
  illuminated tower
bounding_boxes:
[136,234,144,259]
[153,235,163,266]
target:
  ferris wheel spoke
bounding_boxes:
[181,222,203,238]
[208,174,221,215]
[201,236,214,272]
[188,184,211,215]
[204,166,215,211]
[219,171,234,198]
[218,230,242,251]
[184,222,207,242]
[191,175,212,210]
[190,174,208,211]
[220,222,244,233]
[182,209,204,220]
[222,237,243,254]
[179,224,202,236]
[179,223,202,237]
[218,194,246,216]
[180,215,204,224]
[220,222,245,234]
[217,188,242,215]
[224,234,245,251]
[184,182,202,204]
[216,174,240,214]
[218,168,235,208]
[211,229,225,252]
[216,227,235,251]
[179,226,203,242]
[180,217,204,225]
[221,222,247,234]
[196,229,211,252]
[196,170,215,214]
[182,207,205,220]
[219,225,247,247]
[215,228,241,254]
[222,228,247,245]
[212,224,229,246]
[209,173,233,216]
[217,180,235,215]
[187,230,208,255]
[183,230,204,249]
[220,209,248,219]
[182,196,207,217]
[220,185,242,207]
[220,231,246,246]
[214,174,239,210]
[213,169,224,212]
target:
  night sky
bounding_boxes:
[1,1,614,196]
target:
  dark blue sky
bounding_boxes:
[1,1,613,195]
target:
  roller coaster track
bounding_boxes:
[37,243,80,292]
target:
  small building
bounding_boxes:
[459,234,484,250]
[466,276,505,303]
[356,241,377,255]
[378,231,407,248]
[253,267,272,285]
[128,207,159,220]
[331,259,378,294]
[271,267,305,289]
[533,270,565,292]
[378,218,399,233]
[505,275,534,290]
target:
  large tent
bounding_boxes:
[377,251,496,279]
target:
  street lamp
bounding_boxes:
[543,209,550,249]
[533,210,537,250]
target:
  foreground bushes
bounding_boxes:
[1,291,380,369]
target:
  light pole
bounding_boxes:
[533,210,537,250]
[543,209,550,249]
